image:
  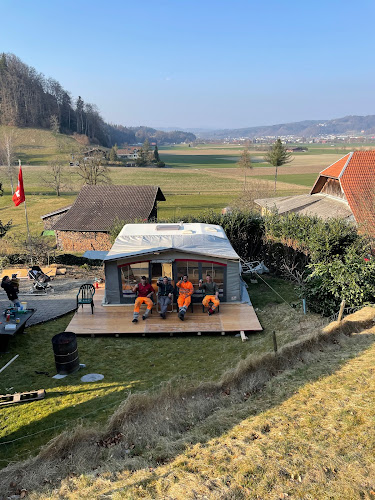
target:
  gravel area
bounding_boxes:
[1,267,104,326]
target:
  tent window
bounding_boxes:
[176,260,200,288]
[201,263,225,293]
[121,262,149,295]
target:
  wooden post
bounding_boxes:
[337,300,346,322]
[272,331,278,354]
[240,331,248,342]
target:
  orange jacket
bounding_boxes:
[177,280,194,296]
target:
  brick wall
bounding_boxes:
[55,231,112,251]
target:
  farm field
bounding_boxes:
[0,135,368,245]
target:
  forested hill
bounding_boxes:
[0,53,195,146]
[198,115,375,139]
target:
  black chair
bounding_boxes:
[77,284,95,314]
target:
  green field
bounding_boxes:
[255,172,319,187]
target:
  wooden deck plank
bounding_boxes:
[67,287,263,335]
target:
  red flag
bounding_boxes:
[12,166,25,206]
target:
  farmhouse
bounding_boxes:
[255,151,375,235]
[103,222,248,306]
[49,185,165,252]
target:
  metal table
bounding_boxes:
[0,309,35,352]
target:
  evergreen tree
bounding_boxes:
[264,138,293,191]
[109,146,117,162]
[153,144,160,163]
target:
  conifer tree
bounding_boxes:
[264,138,293,191]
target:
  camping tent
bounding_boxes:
[104,222,247,305]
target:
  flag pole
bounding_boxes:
[18,159,33,264]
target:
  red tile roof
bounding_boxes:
[312,151,375,235]
[341,152,375,235]
[319,153,351,178]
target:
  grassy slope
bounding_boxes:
[0,126,81,165]
[33,312,375,500]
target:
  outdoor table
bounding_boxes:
[0,309,35,352]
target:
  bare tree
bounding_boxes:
[0,130,16,194]
[237,147,253,190]
[75,152,111,185]
[42,161,69,196]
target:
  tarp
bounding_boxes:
[104,223,240,262]
[83,250,108,260]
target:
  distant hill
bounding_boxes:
[195,115,375,139]
[0,53,195,147]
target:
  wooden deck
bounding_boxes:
[66,287,263,336]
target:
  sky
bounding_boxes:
[1,0,375,130]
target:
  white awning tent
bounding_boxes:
[104,222,247,305]
[104,222,240,262]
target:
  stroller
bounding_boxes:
[28,266,54,293]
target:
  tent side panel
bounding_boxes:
[105,261,122,304]
[226,260,241,302]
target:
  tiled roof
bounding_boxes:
[340,152,375,234]
[310,151,375,235]
[41,205,72,219]
[52,185,165,232]
[319,153,351,178]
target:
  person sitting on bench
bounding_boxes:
[176,275,194,321]
[132,276,154,323]
[199,274,220,315]
[157,276,173,319]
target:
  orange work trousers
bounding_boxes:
[202,295,220,310]
[177,295,191,309]
[134,297,153,312]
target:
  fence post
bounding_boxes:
[272,330,278,354]
[337,299,346,322]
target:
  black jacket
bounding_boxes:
[1,281,18,301]
[157,283,174,296]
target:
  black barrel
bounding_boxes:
[52,332,80,375]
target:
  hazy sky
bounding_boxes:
[1,0,375,129]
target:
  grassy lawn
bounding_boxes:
[0,277,306,468]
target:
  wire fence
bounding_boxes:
[0,393,128,467]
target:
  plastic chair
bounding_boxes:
[76,284,95,314]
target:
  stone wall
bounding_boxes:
[55,231,112,251]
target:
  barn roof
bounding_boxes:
[52,185,165,232]
[311,151,375,233]
[104,223,240,261]
[254,194,353,221]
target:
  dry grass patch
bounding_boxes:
[1,308,374,499]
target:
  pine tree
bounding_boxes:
[264,138,293,191]
[153,144,160,163]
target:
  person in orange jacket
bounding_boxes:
[176,274,194,321]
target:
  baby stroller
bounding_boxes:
[28,266,54,293]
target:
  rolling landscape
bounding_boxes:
[1,2,375,498]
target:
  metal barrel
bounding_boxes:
[51,332,80,375]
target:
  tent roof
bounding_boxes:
[104,222,240,262]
